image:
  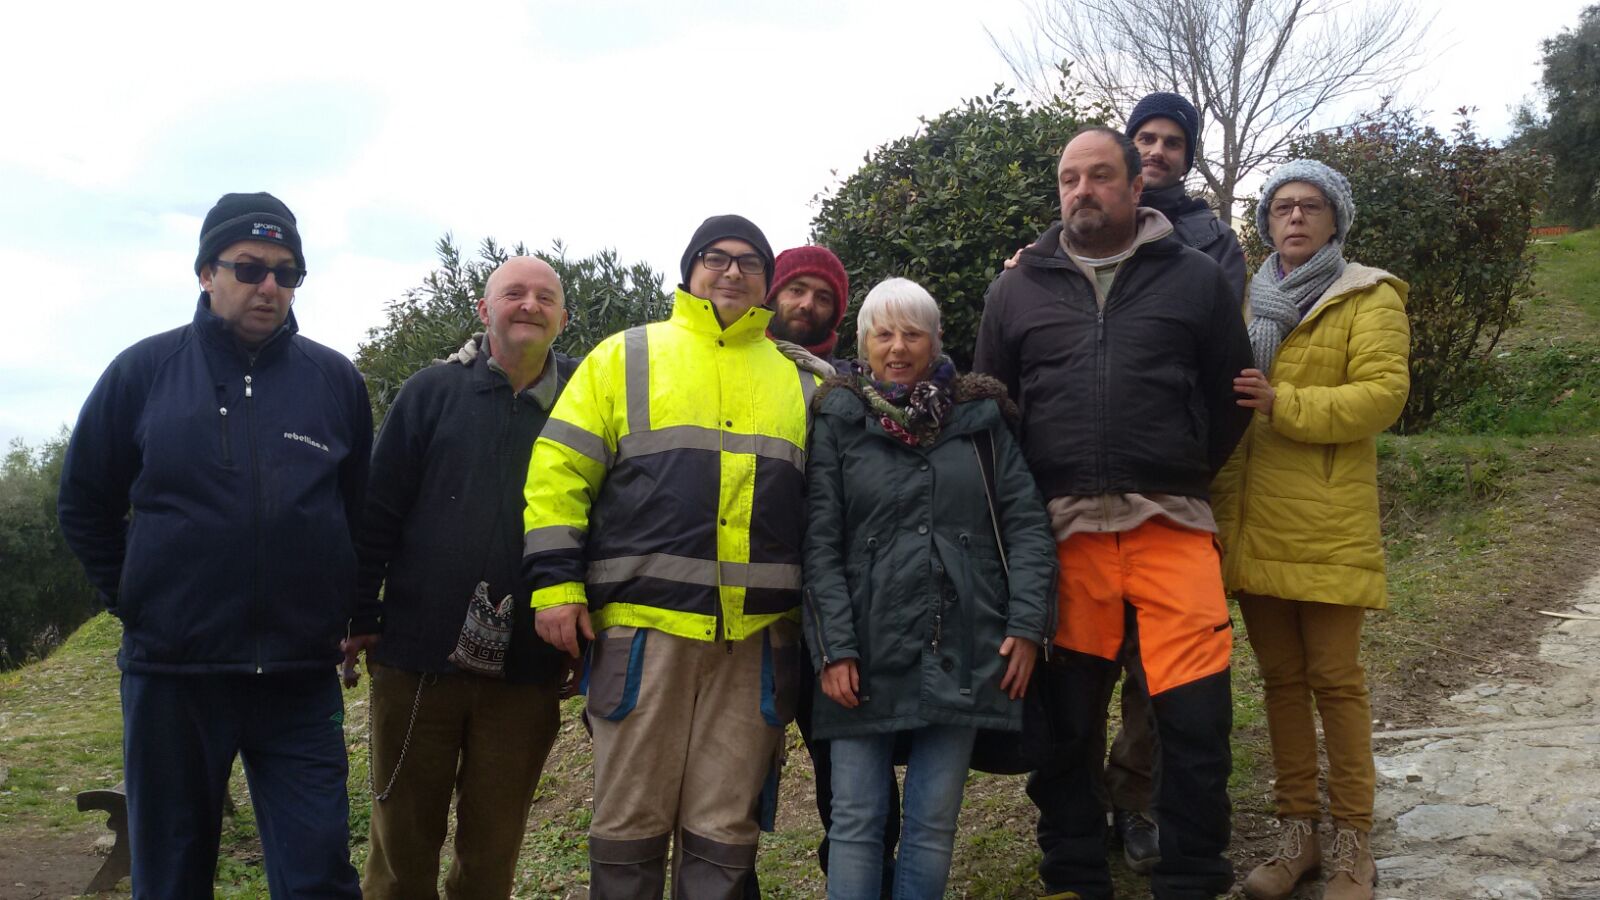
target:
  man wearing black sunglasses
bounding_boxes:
[59,191,369,898]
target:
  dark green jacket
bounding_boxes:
[802,373,1057,740]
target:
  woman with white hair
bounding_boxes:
[802,277,1057,899]
[1212,159,1411,900]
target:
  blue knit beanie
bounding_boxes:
[1256,159,1357,248]
[1126,92,1201,173]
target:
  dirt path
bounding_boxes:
[1365,569,1600,899]
[0,828,106,900]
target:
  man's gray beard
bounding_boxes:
[1065,212,1136,255]
[1066,208,1110,243]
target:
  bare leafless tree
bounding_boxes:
[992,0,1431,223]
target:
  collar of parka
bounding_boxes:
[671,287,775,342]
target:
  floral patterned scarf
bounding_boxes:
[858,357,957,446]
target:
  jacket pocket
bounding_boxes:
[853,537,878,676]
[218,406,233,466]
[1323,444,1337,483]
[584,626,648,722]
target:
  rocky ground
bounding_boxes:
[1363,569,1600,900]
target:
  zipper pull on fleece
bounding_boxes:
[244,374,253,398]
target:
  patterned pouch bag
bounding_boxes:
[446,581,514,678]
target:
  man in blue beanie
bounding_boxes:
[1098,91,1249,877]
[58,191,368,897]
[1126,91,1247,300]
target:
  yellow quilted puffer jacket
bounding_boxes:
[1211,263,1410,609]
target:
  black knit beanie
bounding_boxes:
[679,214,774,288]
[194,192,305,275]
[1126,92,1201,174]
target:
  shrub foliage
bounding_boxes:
[811,85,1105,366]
[0,432,98,668]
[1244,109,1552,432]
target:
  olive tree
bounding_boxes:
[356,236,669,421]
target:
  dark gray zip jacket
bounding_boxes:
[802,374,1057,739]
[973,221,1254,503]
[1141,183,1248,301]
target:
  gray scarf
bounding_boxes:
[1247,241,1346,373]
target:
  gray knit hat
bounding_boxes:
[1256,159,1356,248]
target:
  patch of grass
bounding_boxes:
[1434,228,1600,436]
[1531,228,1600,323]
[1377,435,1514,518]
[0,613,124,834]
[1434,343,1600,436]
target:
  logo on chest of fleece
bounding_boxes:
[284,432,330,452]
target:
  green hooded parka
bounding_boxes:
[802,373,1057,740]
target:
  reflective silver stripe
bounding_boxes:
[720,561,802,590]
[613,425,804,472]
[617,425,722,460]
[586,554,802,590]
[523,525,584,555]
[624,326,650,435]
[722,433,805,472]
[798,367,817,407]
[541,419,613,467]
[590,553,718,586]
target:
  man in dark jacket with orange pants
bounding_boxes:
[975,127,1253,900]
[58,192,369,898]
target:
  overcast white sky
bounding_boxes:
[0,0,1589,449]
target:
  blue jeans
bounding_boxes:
[827,724,977,900]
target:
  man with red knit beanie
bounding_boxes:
[766,245,850,366]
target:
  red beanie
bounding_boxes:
[766,245,850,358]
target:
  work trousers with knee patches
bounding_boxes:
[586,622,799,900]
[1028,518,1234,900]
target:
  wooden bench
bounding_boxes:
[74,781,237,892]
[75,782,128,892]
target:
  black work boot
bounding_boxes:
[1114,808,1160,874]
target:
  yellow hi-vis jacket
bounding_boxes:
[522,288,817,642]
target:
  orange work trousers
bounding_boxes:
[1054,517,1233,695]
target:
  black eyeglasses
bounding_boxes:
[697,249,766,276]
[214,259,307,288]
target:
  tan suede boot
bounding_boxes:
[1323,824,1377,900]
[1241,817,1320,900]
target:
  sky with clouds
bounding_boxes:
[1,0,1589,449]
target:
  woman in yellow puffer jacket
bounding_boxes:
[1210,159,1410,900]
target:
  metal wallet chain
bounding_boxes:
[369,671,436,801]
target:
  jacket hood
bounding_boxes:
[1322,263,1408,302]
[1141,183,1212,220]
[813,371,1020,427]
[771,339,839,379]
[1019,208,1178,267]
[1295,263,1410,322]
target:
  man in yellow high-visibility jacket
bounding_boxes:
[522,215,814,899]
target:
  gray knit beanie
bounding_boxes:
[1256,159,1356,248]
